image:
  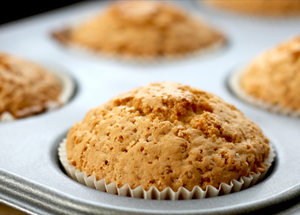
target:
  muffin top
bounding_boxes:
[204,0,300,16]
[56,1,224,58]
[241,36,300,111]
[0,53,62,119]
[66,82,270,192]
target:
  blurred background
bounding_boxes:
[0,1,87,25]
[1,2,89,214]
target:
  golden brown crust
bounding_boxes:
[55,1,225,58]
[0,203,26,215]
[52,28,71,45]
[204,0,300,16]
[0,53,62,119]
[241,36,300,111]
[66,82,270,192]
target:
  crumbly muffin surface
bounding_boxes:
[62,1,224,58]
[0,53,62,119]
[204,0,300,16]
[67,82,270,192]
[241,36,300,111]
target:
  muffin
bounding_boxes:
[53,1,225,60]
[231,36,300,116]
[0,203,26,215]
[59,82,273,199]
[0,53,72,121]
[203,0,300,17]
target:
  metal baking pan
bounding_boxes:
[1,1,300,214]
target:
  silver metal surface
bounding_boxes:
[0,1,300,214]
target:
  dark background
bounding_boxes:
[0,1,86,25]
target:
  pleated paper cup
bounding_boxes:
[58,139,275,200]
[228,68,300,118]
[0,65,75,122]
[52,34,225,64]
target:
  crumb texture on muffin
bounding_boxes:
[67,82,269,192]
[204,0,300,16]
[0,53,62,119]
[241,36,300,111]
[57,1,224,58]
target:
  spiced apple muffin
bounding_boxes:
[203,0,300,17]
[0,53,62,120]
[53,1,225,60]
[238,36,300,114]
[63,82,271,196]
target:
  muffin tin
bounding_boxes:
[0,1,300,214]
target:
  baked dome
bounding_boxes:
[241,36,300,111]
[66,82,270,192]
[204,0,300,16]
[55,1,225,58]
[0,53,62,119]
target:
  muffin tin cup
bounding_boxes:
[0,64,75,122]
[58,139,275,200]
[228,67,300,117]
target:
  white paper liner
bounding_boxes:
[60,37,226,64]
[58,139,275,200]
[0,65,75,122]
[228,68,300,117]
